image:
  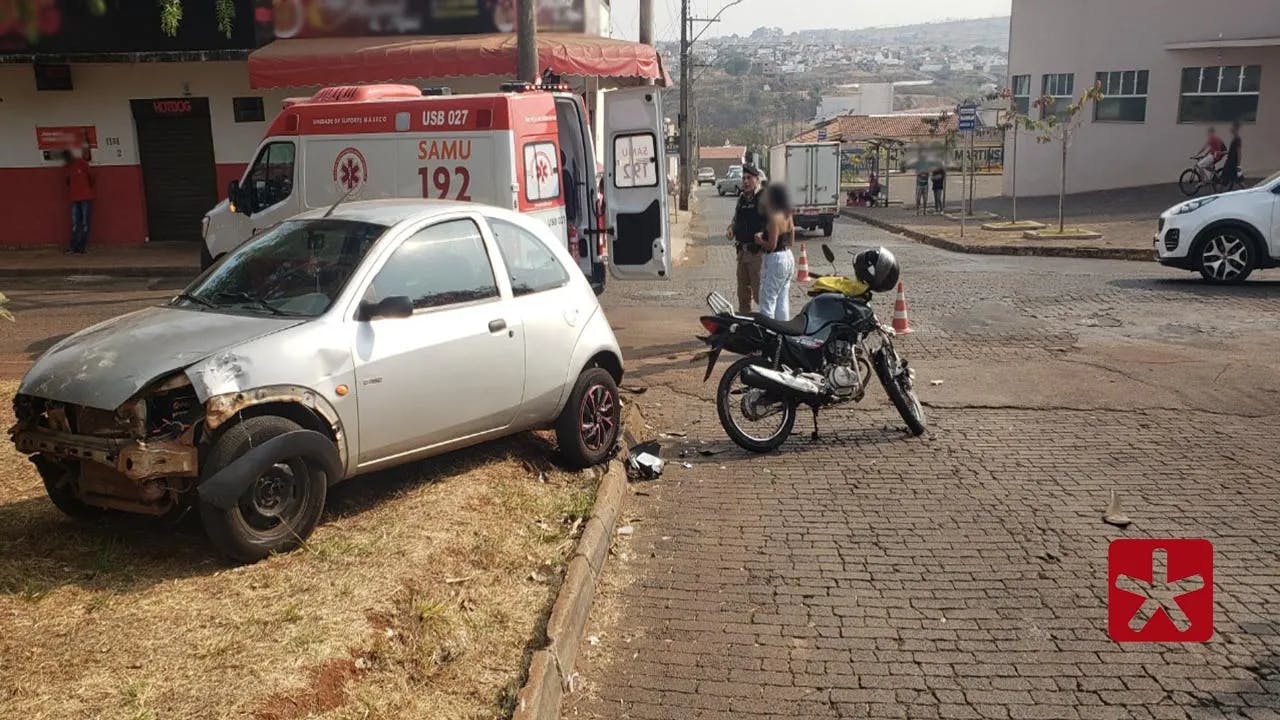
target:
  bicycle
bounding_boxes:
[1179,156,1242,196]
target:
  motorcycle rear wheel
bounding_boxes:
[874,349,927,436]
[716,357,797,453]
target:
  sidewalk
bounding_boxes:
[842,175,1186,262]
[0,243,201,278]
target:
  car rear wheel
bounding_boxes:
[1196,231,1254,284]
[198,415,328,563]
[555,367,621,468]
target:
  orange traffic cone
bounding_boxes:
[892,281,913,335]
[795,242,811,282]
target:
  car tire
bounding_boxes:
[555,367,621,469]
[822,221,834,237]
[198,415,328,563]
[718,188,725,196]
[35,457,102,520]
[1195,229,1255,284]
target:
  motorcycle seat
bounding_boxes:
[750,312,808,336]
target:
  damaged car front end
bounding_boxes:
[13,372,202,517]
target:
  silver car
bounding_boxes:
[12,200,624,562]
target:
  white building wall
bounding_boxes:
[1005,0,1280,197]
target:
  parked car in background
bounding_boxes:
[1154,170,1280,283]
[697,167,717,185]
[717,166,744,196]
[13,200,625,563]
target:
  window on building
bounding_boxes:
[1040,73,1075,119]
[1178,65,1261,123]
[365,219,498,310]
[1094,69,1149,122]
[1011,74,1031,115]
[488,219,570,297]
[233,96,265,123]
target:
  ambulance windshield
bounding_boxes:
[180,219,386,318]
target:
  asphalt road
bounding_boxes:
[570,186,1280,719]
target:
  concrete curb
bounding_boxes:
[512,403,640,720]
[840,208,1151,262]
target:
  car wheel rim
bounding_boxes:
[579,385,616,453]
[241,460,306,531]
[1202,235,1248,280]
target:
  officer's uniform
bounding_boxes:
[731,172,766,314]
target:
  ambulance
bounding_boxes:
[201,83,672,288]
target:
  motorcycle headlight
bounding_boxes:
[1174,196,1219,215]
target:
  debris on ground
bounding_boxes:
[681,462,693,469]
[625,440,664,481]
[930,380,944,386]
[616,525,635,537]
[1103,490,1133,527]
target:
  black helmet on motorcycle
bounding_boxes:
[853,247,900,293]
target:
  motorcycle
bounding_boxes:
[696,244,925,453]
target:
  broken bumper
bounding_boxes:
[12,426,198,481]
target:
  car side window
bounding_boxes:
[488,218,570,297]
[366,219,499,310]
[246,141,295,210]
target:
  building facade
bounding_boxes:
[0,0,628,249]
[1005,0,1279,197]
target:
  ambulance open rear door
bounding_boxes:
[603,87,671,279]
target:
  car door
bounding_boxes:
[485,215,584,424]
[231,140,300,246]
[603,87,671,279]
[351,216,525,466]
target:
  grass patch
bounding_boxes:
[0,380,594,719]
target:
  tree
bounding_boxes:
[13,0,236,39]
[993,87,1036,224]
[1027,82,1105,233]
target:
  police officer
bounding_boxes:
[726,164,765,313]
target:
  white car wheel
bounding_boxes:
[1197,232,1254,284]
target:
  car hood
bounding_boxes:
[19,305,306,411]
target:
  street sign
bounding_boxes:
[959,117,977,132]
[958,102,978,117]
[817,128,827,141]
[665,135,679,156]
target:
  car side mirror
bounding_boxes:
[358,296,414,321]
[821,244,836,263]
[228,180,251,216]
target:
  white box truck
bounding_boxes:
[768,141,840,236]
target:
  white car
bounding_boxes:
[1155,171,1280,283]
[13,200,624,562]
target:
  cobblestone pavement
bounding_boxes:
[567,187,1280,719]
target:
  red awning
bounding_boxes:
[249,33,668,89]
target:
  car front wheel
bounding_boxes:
[1196,230,1255,284]
[198,415,328,563]
[555,367,621,468]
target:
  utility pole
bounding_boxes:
[639,0,653,46]
[517,0,538,83]
[678,0,690,211]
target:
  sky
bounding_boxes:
[605,0,1011,43]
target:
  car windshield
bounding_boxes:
[177,219,387,317]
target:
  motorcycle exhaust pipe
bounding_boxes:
[741,365,826,402]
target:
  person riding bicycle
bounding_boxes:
[1192,127,1226,182]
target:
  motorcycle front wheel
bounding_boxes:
[874,348,927,436]
[716,356,797,453]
